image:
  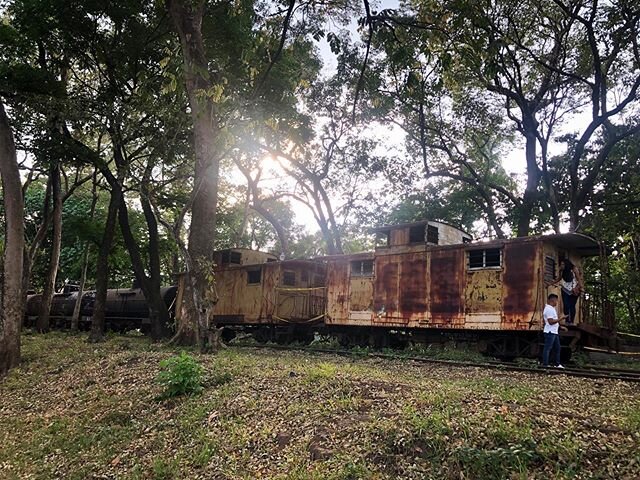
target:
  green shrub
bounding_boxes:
[156,352,204,399]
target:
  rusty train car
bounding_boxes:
[176,221,615,357]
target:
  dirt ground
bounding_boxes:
[1,332,639,479]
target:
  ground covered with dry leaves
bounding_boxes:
[1,332,639,480]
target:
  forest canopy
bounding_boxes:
[0,0,639,367]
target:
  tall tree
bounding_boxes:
[0,100,24,376]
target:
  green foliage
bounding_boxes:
[156,352,204,399]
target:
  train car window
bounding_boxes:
[247,268,262,284]
[427,225,439,244]
[409,225,425,243]
[468,248,502,269]
[301,270,309,282]
[351,260,374,277]
[314,275,324,286]
[220,250,242,265]
[376,230,390,247]
[283,271,296,286]
[485,249,501,267]
[544,256,556,282]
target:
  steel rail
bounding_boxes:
[232,344,640,383]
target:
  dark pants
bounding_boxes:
[543,332,561,366]
[562,290,578,324]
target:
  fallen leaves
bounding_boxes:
[1,334,639,479]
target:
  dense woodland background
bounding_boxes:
[1,0,640,373]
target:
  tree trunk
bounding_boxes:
[116,187,170,341]
[88,185,122,342]
[36,161,63,332]
[22,180,51,298]
[251,203,289,257]
[516,121,540,237]
[0,101,25,377]
[140,164,171,339]
[101,144,171,341]
[70,243,90,332]
[167,0,220,350]
[71,173,98,331]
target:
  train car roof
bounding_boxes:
[314,232,601,260]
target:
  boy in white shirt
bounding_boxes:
[543,293,567,368]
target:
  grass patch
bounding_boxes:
[1,333,639,479]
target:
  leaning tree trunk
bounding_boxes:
[36,161,63,333]
[88,185,122,342]
[167,0,221,351]
[0,101,25,377]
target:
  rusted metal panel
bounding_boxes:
[399,252,428,315]
[390,227,409,247]
[373,255,400,322]
[261,263,278,322]
[502,242,539,328]
[429,248,465,326]
[326,259,349,324]
[274,262,326,322]
[465,270,502,313]
[349,277,374,311]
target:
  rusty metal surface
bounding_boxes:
[373,255,399,319]
[175,234,600,333]
[399,252,428,315]
[349,277,374,311]
[429,248,465,326]
[465,270,502,314]
[326,260,349,323]
[502,242,539,327]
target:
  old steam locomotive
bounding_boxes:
[24,283,178,332]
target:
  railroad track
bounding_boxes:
[232,343,640,383]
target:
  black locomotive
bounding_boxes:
[24,283,178,332]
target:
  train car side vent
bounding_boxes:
[544,256,556,282]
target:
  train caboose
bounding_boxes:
[177,221,614,357]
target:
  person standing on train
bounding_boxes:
[543,293,567,368]
[554,259,583,325]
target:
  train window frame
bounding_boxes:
[467,248,502,270]
[220,250,242,265]
[247,268,262,285]
[375,230,390,248]
[409,225,425,243]
[283,270,296,286]
[427,225,439,245]
[350,259,374,277]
